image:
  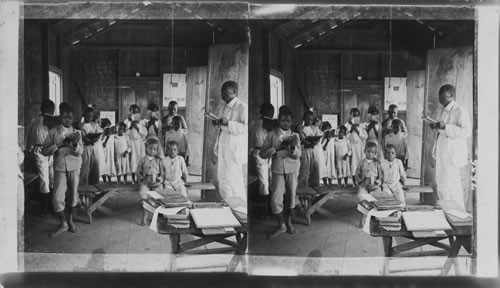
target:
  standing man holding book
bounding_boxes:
[212,81,248,201]
[429,84,471,211]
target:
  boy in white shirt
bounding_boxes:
[163,141,189,198]
[380,144,407,204]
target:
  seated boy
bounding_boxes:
[164,116,190,165]
[381,144,407,205]
[137,137,165,226]
[260,109,301,239]
[355,141,384,200]
[383,119,408,169]
[163,141,189,198]
[42,105,83,238]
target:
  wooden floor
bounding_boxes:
[248,179,469,258]
[24,176,231,255]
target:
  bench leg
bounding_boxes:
[382,236,393,257]
[170,234,181,254]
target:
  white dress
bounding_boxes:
[335,137,351,178]
[323,138,336,179]
[101,134,116,176]
[128,121,147,173]
[114,134,131,176]
[345,122,368,176]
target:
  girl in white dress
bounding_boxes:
[345,108,368,186]
[335,125,352,187]
[100,120,116,183]
[115,122,131,184]
[322,127,337,187]
[313,118,327,184]
[127,105,147,184]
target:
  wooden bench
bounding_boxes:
[297,186,357,226]
[78,183,134,224]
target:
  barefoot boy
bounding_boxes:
[42,105,83,238]
[260,109,301,239]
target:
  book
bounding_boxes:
[402,210,452,231]
[190,207,241,229]
[357,200,377,215]
[204,111,220,121]
[421,114,438,124]
[437,200,472,226]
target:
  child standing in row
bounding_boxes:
[128,105,147,184]
[100,119,116,183]
[260,109,301,239]
[80,107,103,185]
[335,125,352,187]
[164,116,190,165]
[298,110,323,188]
[383,119,409,169]
[355,142,383,200]
[381,144,407,205]
[321,125,337,187]
[115,122,131,184]
[345,108,367,185]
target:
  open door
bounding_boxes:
[406,70,425,179]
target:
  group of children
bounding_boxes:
[253,103,409,239]
[28,100,191,237]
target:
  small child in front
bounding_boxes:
[381,144,407,205]
[355,141,383,200]
[260,109,301,239]
[42,105,83,238]
[164,116,190,164]
[383,119,409,169]
[137,137,165,226]
[163,141,189,197]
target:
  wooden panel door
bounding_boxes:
[203,43,249,198]
[422,47,473,209]
[406,71,425,178]
[185,66,207,176]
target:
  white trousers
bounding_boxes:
[34,146,53,193]
[253,149,270,196]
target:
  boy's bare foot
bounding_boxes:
[68,222,79,233]
[268,224,287,239]
[286,223,296,234]
[49,223,68,238]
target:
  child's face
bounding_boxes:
[168,104,178,114]
[146,144,159,157]
[172,120,181,131]
[389,108,398,118]
[166,144,178,158]
[279,115,292,130]
[84,111,94,123]
[132,107,140,114]
[391,123,400,134]
[365,146,378,160]
[61,112,74,128]
[385,148,396,161]
[118,126,125,136]
[338,129,346,139]
[304,114,313,126]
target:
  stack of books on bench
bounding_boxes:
[371,191,405,210]
[357,199,377,215]
[376,211,402,231]
[164,207,190,229]
[143,190,192,211]
[437,200,472,227]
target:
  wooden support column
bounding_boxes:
[0,0,20,273]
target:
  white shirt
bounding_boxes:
[164,155,188,182]
[381,158,406,185]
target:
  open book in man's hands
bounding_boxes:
[421,113,438,124]
[204,111,220,121]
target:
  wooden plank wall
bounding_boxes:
[422,47,473,209]
[203,43,249,197]
[406,70,425,178]
[185,66,207,176]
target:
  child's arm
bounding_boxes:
[259,133,277,159]
[181,116,188,130]
[375,162,384,187]
[41,130,58,157]
[136,158,145,180]
[71,131,84,156]
[156,158,164,183]
[288,135,301,159]
[354,162,365,186]
[399,160,407,186]
[181,157,188,182]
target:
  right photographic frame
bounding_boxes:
[246,4,496,277]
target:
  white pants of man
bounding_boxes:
[436,146,465,210]
[253,149,270,196]
[34,146,54,193]
[217,132,246,201]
